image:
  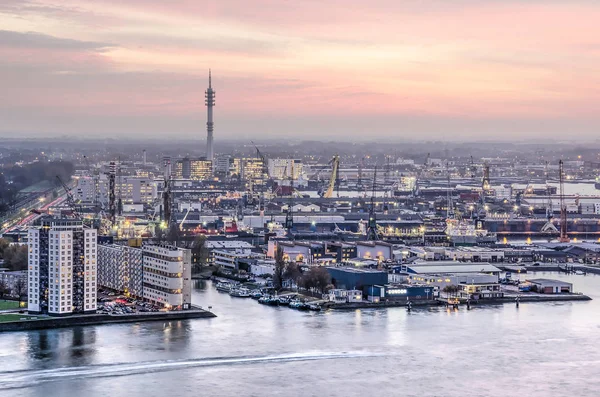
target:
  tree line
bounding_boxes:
[0,238,28,271]
[273,247,333,294]
[0,160,74,213]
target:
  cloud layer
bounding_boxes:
[1,0,599,140]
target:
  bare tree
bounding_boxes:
[0,279,8,299]
[191,235,209,273]
[273,246,286,290]
[13,277,26,307]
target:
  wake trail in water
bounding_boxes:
[0,351,382,390]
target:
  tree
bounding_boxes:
[191,234,209,272]
[310,267,332,294]
[283,262,302,287]
[13,277,26,307]
[3,244,28,271]
[0,238,10,258]
[299,267,332,294]
[0,280,8,299]
[273,246,286,290]
[166,223,181,243]
[443,285,460,300]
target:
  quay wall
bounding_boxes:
[0,309,216,333]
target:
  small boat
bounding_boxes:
[250,291,263,299]
[289,300,303,309]
[258,296,270,304]
[215,282,233,292]
[266,296,280,306]
[230,287,251,298]
[308,304,321,312]
[277,296,292,306]
[575,270,586,275]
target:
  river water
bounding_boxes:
[1,272,599,396]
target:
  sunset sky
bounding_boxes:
[1,0,599,140]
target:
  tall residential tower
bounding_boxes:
[205,70,215,163]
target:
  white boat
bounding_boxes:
[229,287,251,298]
[215,281,233,292]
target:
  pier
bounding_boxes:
[0,307,216,333]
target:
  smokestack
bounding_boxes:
[142,149,147,166]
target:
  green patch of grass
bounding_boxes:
[0,300,20,310]
[0,314,32,323]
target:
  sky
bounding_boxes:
[0,0,599,141]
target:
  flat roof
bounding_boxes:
[327,267,386,274]
[407,263,501,274]
[527,278,573,287]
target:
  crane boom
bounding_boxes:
[558,160,570,242]
[56,175,81,219]
[323,155,340,199]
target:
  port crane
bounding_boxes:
[56,175,81,219]
[311,155,340,198]
[541,161,558,234]
[558,160,570,242]
[366,166,379,241]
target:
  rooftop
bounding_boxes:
[407,262,501,274]
[527,278,573,287]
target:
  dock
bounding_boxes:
[0,307,216,333]
[328,293,591,310]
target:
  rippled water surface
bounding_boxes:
[1,272,599,396]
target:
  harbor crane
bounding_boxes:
[366,166,379,241]
[558,160,570,242]
[56,175,81,219]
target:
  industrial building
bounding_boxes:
[327,267,388,290]
[402,262,502,278]
[527,279,572,294]
[365,284,436,302]
[27,218,97,315]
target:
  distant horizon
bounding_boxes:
[1,1,599,140]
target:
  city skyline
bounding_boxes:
[1,1,599,140]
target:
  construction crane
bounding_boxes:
[414,152,430,196]
[108,161,117,226]
[482,161,491,192]
[162,157,172,227]
[446,161,454,219]
[323,155,340,199]
[250,141,269,180]
[545,161,554,220]
[558,160,570,242]
[285,161,294,231]
[366,166,379,241]
[56,175,81,219]
[357,156,365,191]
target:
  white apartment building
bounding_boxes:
[142,245,192,309]
[28,218,97,315]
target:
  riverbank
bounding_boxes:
[0,307,216,332]
[327,293,592,310]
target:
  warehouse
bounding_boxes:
[403,262,502,278]
[527,279,572,294]
[327,267,388,290]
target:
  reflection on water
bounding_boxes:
[0,273,599,396]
